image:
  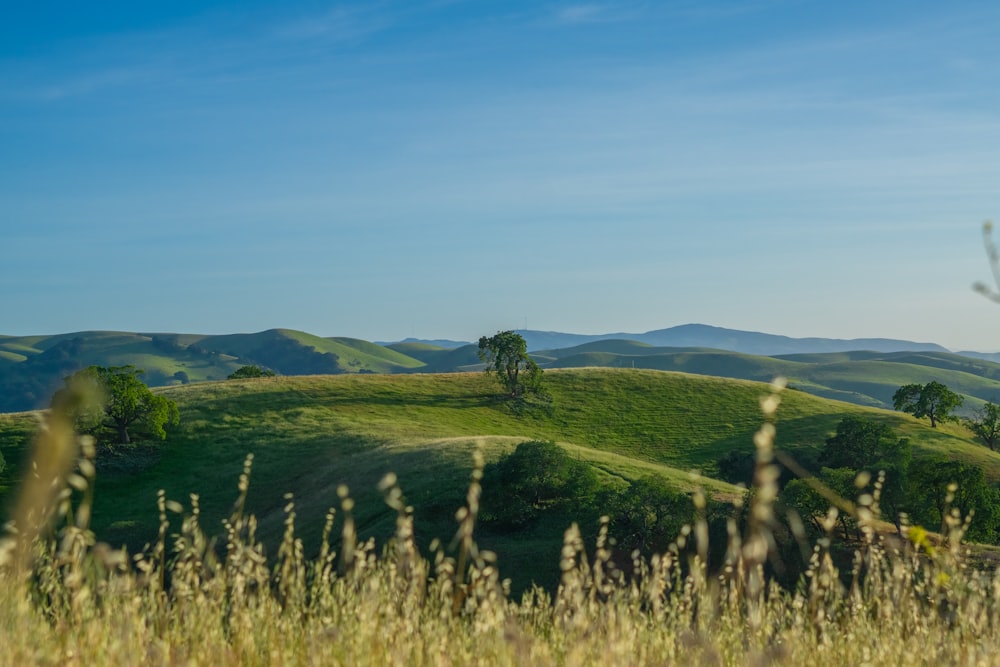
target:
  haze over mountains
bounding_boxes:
[1,323,995,414]
[509,324,950,356]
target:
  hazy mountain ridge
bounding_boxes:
[513,323,949,355]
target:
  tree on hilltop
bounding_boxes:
[892,381,963,427]
[477,331,544,399]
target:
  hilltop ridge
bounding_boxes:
[0,324,984,414]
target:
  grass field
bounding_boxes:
[3,374,1000,665]
[2,367,998,594]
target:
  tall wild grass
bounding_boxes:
[2,378,999,666]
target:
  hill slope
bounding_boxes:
[537,341,1000,415]
[0,329,428,412]
[2,369,996,590]
[1,326,994,416]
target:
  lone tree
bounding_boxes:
[57,365,179,445]
[967,401,1000,451]
[477,331,544,399]
[892,381,963,427]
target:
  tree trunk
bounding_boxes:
[117,422,130,445]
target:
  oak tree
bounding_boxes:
[892,381,963,428]
[967,401,1000,451]
[57,365,179,445]
[477,331,544,399]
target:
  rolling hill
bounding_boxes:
[2,368,997,591]
[537,341,1000,415]
[0,329,428,412]
[1,324,996,416]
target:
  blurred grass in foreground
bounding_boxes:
[2,379,1000,666]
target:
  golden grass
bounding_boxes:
[4,381,1000,665]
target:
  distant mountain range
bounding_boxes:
[486,324,948,356]
[0,323,990,414]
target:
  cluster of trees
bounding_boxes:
[890,379,1000,452]
[481,441,716,554]
[777,414,1000,543]
[228,365,276,379]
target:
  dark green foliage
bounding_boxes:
[819,416,910,471]
[228,365,276,380]
[481,440,599,528]
[55,366,180,446]
[822,417,910,524]
[477,331,545,400]
[783,417,911,533]
[967,401,1000,451]
[892,381,963,427]
[601,477,698,552]
[908,458,1000,543]
[783,468,861,535]
[716,448,805,490]
[716,449,755,487]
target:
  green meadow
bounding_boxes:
[3,367,997,592]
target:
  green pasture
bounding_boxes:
[2,367,998,592]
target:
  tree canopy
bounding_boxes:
[228,365,276,380]
[892,381,963,427]
[908,458,1000,543]
[783,417,911,533]
[477,331,544,399]
[819,416,910,471]
[481,440,599,527]
[56,365,179,446]
[967,401,1000,451]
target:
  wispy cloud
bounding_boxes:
[271,5,394,43]
[18,65,162,102]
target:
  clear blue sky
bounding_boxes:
[3,1,1000,350]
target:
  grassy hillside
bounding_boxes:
[386,342,482,372]
[6,329,1000,417]
[540,341,1000,415]
[2,368,997,591]
[0,329,430,412]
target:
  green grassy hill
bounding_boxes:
[386,342,482,372]
[539,341,1000,415]
[6,329,1000,417]
[2,368,997,591]
[0,329,430,412]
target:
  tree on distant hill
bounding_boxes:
[55,365,179,446]
[228,365,276,380]
[892,381,963,427]
[477,331,544,399]
[967,401,1000,451]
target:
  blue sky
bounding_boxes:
[3,1,1000,350]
